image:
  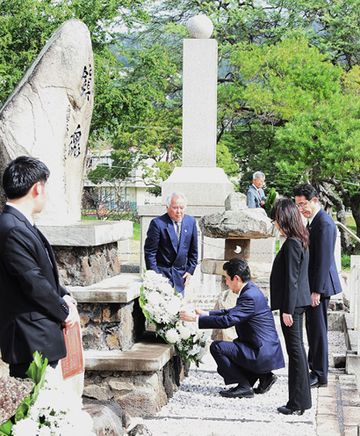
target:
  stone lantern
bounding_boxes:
[199,192,274,265]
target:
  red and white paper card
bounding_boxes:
[61,322,84,379]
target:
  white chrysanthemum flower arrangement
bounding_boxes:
[140,270,209,365]
[0,352,95,436]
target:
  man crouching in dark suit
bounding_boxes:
[180,258,285,398]
[0,156,78,378]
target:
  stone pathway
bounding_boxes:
[141,318,360,436]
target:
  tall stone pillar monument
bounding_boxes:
[161,15,233,207]
[139,15,233,292]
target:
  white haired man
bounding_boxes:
[246,171,266,208]
[144,192,198,295]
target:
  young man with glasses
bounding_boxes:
[293,183,342,388]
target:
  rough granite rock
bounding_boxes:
[83,399,125,436]
[0,19,94,225]
[199,208,273,239]
[128,423,153,436]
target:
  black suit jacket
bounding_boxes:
[0,205,69,364]
[270,237,311,314]
[308,209,342,297]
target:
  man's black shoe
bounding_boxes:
[219,385,239,396]
[309,372,327,388]
[220,385,254,398]
[277,405,304,415]
[254,373,277,394]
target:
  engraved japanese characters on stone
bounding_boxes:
[81,64,93,101]
[68,124,82,158]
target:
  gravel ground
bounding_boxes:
[142,315,347,436]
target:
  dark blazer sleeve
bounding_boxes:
[282,239,303,315]
[4,227,69,322]
[199,295,255,329]
[186,218,198,274]
[310,221,335,294]
[144,218,160,273]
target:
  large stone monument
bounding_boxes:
[0,20,132,285]
[138,15,234,301]
[0,20,92,225]
[161,15,233,207]
[1,19,186,418]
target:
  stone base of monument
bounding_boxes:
[70,274,144,351]
[71,277,184,417]
[201,258,272,297]
[161,167,233,207]
[83,344,183,417]
[39,221,133,286]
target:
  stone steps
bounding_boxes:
[85,342,175,372]
[69,273,142,303]
[74,276,184,417]
[83,342,182,417]
[317,372,360,435]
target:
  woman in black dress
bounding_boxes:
[270,198,312,415]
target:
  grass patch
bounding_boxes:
[341,254,351,271]
[81,215,98,220]
[133,222,140,241]
[346,214,356,233]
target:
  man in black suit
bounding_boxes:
[294,184,342,387]
[0,156,78,378]
[144,192,198,295]
[181,259,284,398]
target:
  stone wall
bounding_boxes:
[84,356,183,417]
[79,301,144,351]
[54,242,121,286]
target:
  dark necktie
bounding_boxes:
[175,222,181,242]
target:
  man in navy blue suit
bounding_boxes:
[180,258,285,398]
[294,184,342,387]
[144,192,198,295]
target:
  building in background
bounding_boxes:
[83,150,161,216]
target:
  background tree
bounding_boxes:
[1,0,360,245]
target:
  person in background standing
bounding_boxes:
[246,171,266,208]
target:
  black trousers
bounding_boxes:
[306,297,330,384]
[9,360,58,379]
[210,341,260,388]
[281,308,311,411]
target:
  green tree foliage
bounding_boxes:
[0,0,146,136]
[2,0,360,240]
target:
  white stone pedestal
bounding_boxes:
[39,220,132,246]
[161,167,233,207]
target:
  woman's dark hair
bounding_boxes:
[223,258,251,282]
[2,156,50,199]
[271,198,309,248]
